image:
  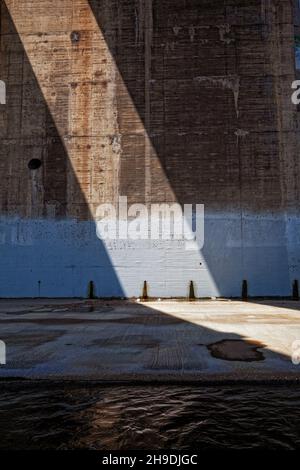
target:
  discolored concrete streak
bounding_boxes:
[0,299,300,382]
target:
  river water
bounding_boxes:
[0,383,299,450]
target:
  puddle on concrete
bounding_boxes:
[207,340,266,362]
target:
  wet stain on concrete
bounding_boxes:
[113,315,184,326]
[6,313,185,327]
[2,331,64,348]
[207,340,266,362]
[4,303,114,317]
[90,335,159,349]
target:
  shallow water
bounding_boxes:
[0,383,299,450]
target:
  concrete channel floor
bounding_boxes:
[0,299,300,382]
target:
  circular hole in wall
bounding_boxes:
[70,31,81,44]
[28,159,42,170]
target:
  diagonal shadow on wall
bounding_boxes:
[0,0,298,300]
[87,0,298,299]
[0,2,124,297]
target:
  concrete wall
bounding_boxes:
[0,0,299,298]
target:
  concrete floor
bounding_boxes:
[0,299,300,382]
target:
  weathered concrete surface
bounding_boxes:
[1,1,300,298]
[0,299,300,382]
[1,0,298,213]
[0,214,297,298]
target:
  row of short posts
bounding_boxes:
[34,279,300,300]
[141,280,300,301]
[86,280,300,301]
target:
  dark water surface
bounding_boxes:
[0,382,299,450]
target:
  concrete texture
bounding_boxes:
[0,214,298,298]
[1,1,300,298]
[0,299,300,382]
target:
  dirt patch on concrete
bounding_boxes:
[207,340,266,362]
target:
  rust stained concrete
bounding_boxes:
[1,0,123,219]
[1,0,299,215]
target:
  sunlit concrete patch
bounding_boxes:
[0,299,300,382]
